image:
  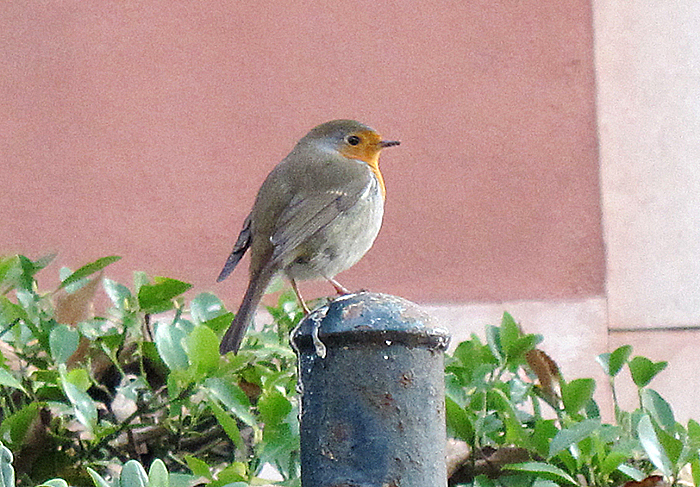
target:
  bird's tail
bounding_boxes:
[219,267,275,355]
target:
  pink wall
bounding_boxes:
[1,1,603,306]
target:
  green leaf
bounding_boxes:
[691,456,700,487]
[617,463,645,481]
[207,398,244,450]
[596,353,611,376]
[204,377,257,428]
[103,278,133,309]
[190,293,226,323]
[452,337,490,369]
[473,475,496,487]
[637,414,672,476]
[561,378,596,415]
[488,387,527,444]
[601,450,631,476]
[17,255,41,290]
[509,376,530,403]
[688,420,700,452]
[445,372,468,407]
[598,345,633,377]
[183,325,219,375]
[0,257,21,293]
[140,342,169,379]
[38,480,69,487]
[608,345,633,376]
[486,325,504,364]
[641,388,675,432]
[148,459,169,487]
[585,397,601,419]
[138,277,192,313]
[531,419,558,458]
[58,256,121,290]
[60,367,97,433]
[213,464,247,485]
[64,381,97,431]
[190,293,233,333]
[201,312,234,335]
[0,441,15,487]
[0,403,41,449]
[0,255,53,292]
[0,256,19,284]
[59,266,85,293]
[155,322,189,371]
[532,481,561,487]
[508,334,542,359]
[0,297,28,334]
[657,424,683,465]
[169,473,201,487]
[184,455,213,480]
[49,324,79,364]
[549,419,600,458]
[120,460,148,487]
[505,461,578,485]
[258,390,292,426]
[445,397,474,442]
[0,368,25,393]
[629,356,667,388]
[65,368,91,391]
[258,415,300,479]
[500,312,520,356]
[78,318,118,340]
[87,467,111,487]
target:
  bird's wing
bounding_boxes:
[269,174,373,266]
[217,214,252,282]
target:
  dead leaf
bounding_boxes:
[526,348,561,403]
[54,272,102,326]
[54,273,102,367]
[621,475,669,487]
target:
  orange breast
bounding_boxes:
[338,130,387,197]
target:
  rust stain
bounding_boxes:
[341,301,365,321]
[399,371,414,387]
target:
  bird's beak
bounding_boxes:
[379,140,401,148]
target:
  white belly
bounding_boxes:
[283,177,384,281]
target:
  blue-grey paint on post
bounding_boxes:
[291,292,451,487]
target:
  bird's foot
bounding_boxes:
[290,279,311,314]
[326,277,351,295]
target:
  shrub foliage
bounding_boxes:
[0,254,696,486]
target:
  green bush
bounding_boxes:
[0,255,300,486]
[445,313,698,486]
[0,254,696,486]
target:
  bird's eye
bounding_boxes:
[346,135,361,146]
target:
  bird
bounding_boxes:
[217,119,400,354]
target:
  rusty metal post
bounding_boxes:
[291,292,451,487]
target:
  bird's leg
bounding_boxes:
[326,276,351,295]
[290,278,311,314]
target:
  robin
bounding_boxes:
[217,120,400,354]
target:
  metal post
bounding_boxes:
[291,292,451,487]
